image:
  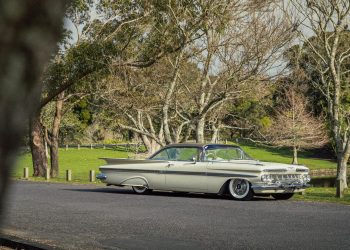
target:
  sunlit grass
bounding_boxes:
[292,187,350,205]
[13,148,129,181]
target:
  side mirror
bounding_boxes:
[192,156,197,164]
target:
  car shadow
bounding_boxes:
[63,187,274,201]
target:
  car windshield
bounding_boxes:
[203,145,252,162]
[150,147,201,161]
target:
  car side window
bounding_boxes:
[151,149,170,160]
[151,147,200,161]
[204,147,244,162]
[174,148,199,161]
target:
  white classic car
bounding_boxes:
[97,143,311,201]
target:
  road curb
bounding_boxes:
[0,234,61,250]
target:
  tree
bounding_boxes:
[0,0,66,221]
[176,1,295,143]
[42,89,90,177]
[267,87,328,164]
[29,0,96,177]
[30,0,211,174]
[92,1,240,153]
[95,55,195,153]
[287,0,350,197]
[94,0,295,152]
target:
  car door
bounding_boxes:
[164,147,208,192]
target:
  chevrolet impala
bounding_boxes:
[97,144,311,201]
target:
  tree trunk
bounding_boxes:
[336,156,348,198]
[29,113,48,177]
[162,52,182,144]
[196,117,206,143]
[211,127,218,143]
[50,92,64,177]
[141,135,160,155]
[151,139,161,153]
[181,125,193,143]
[211,121,221,143]
[49,139,59,177]
[0,0,66,223]
[292,146,298,165]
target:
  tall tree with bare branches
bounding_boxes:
[287,0,350,197]
[267,87,328,164]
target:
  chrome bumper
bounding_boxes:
[96,173,107,181]
[251,183,310,193]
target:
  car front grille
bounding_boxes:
[270,174,302,182]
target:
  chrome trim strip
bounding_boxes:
[100,168,159,174]
[296,169,309,172]
[251,183,310,190]
[99,168,258,178]
[207,161,263,166]
[263,169,288,172]
[212,168,261,173]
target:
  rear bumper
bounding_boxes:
[251,183,310,194]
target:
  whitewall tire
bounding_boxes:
[228,179,253,201]
[132,186,151,194]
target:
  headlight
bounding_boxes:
[302,174,311,183]
[261,174,272,182]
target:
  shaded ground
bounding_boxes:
[2,181,350,249]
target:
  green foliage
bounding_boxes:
[284,31,350,116]
[74,99,93,126]
[223,85,274,138]
[59,111,87,144]
[259,116,272,129]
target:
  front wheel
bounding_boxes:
[272,193,294,200]
[228,179,253,201]
[132,186,152,194]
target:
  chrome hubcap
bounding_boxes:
[230,179,249,198]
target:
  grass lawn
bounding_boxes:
[292,187,350,205]
[13,148,129,182]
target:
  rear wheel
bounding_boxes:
[272,193,294,200]
[132,186,152,194]
[228,179,253,201]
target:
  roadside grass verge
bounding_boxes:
[292,187,350,205]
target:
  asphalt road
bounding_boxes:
[1,181,350,250]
